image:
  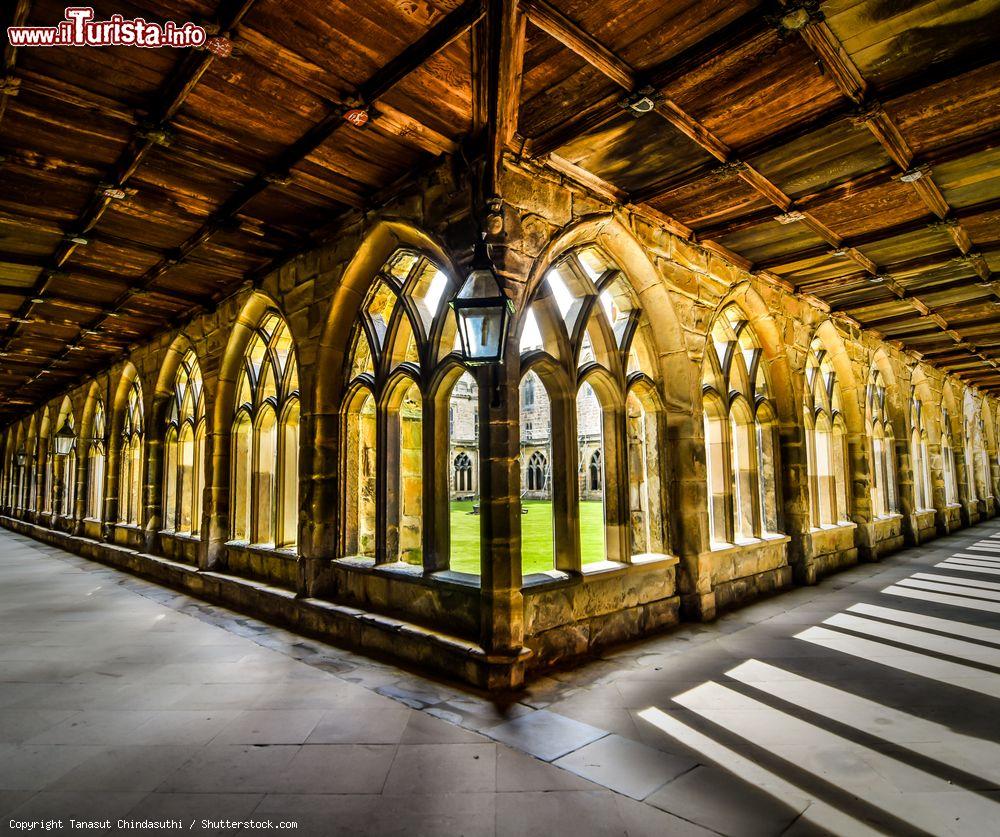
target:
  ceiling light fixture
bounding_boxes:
[619,88,658,117]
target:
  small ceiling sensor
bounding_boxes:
[29,297,44,304]
[620,87,658,117]
[899,168,925,183]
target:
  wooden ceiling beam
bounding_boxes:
[524,4,771,159]
[479,0,526,206]
[789,3,995,342]
[10,0,484,410]
[0,0,263,357]
[753,195,1000,273]
[522,0,633,90]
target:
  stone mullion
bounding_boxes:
[602,402,628,564]
[379,402,398,565]
[425,389,450,573]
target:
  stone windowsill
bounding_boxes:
[331,556,482,591]
[225,540,296,559]
[809,521,857,534]
[709,534,791,556]
[159,529,201,543]
[872,512,903,523]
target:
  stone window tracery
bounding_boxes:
[519,245,668,571]
[342,249,470,571]
[119,380,144,525]
[164,350,206,535]
[804,340,849,527]
[87,400,106,520]
[941,408,958,506]
[866,368,897,518]
[703,305,782,547]
[909,391,933,512]
[231,312,299,548]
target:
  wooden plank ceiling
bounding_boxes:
[0,0,998,420]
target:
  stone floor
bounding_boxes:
[2,525,1000,836]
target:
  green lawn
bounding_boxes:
[449,499,605,575]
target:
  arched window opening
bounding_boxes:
[448,371,480,573]
[232,412,252,542]
[344,389,376,559]
[910,392,933,512]
[866,369,897,518]
[804,341,850,527]
[87,401,106,520]
[704,398,728,547]
[520,246,667,570]
[397,381,423,566]
[341,248,462,571]
[163,350,205,535]
[230,312,299,548]
[702,305,783,545]
[589,450,602,491]
[577,380,605,566]
[519,369,555,573]
[119,381,144,525]
[626,387,663,556]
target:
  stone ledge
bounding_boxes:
[1,516,530,691]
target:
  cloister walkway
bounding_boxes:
[1,523,999,836]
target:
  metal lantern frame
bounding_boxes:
[449,240,515,366]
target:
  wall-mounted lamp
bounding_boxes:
[53,419,76,457]
[450,240,514,367]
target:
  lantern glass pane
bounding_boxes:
[458,306,503,362]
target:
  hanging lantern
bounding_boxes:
[53,419,76,457]
[15,448,27,467]
[450,240,514,365]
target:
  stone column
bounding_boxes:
[895,435,919,546]
[144,432,163,553]
[778,404,815,585]
[848,430,877,561]
[205,425,230,570]
[928,441,951,536]
[476,346,528,688]
[674,401,715,622]
[301,407,337,595]
[954,446,976,527]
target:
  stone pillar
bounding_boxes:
[954,446,976,527]
[675,403,715,622]
[205,425,230,570]
[476,347,528,688]
[144,433,163,553]
[301,407,337,595]
[848,430,877,561]
[104,437,120,541]
[895,435,919,546]
[778,407,815,586]
[72,444,87,535]
[928,441,951,536]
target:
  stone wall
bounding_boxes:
[1,151,999,688]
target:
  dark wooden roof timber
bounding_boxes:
[1,0,999,418]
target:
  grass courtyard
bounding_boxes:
[449,499,605,575]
